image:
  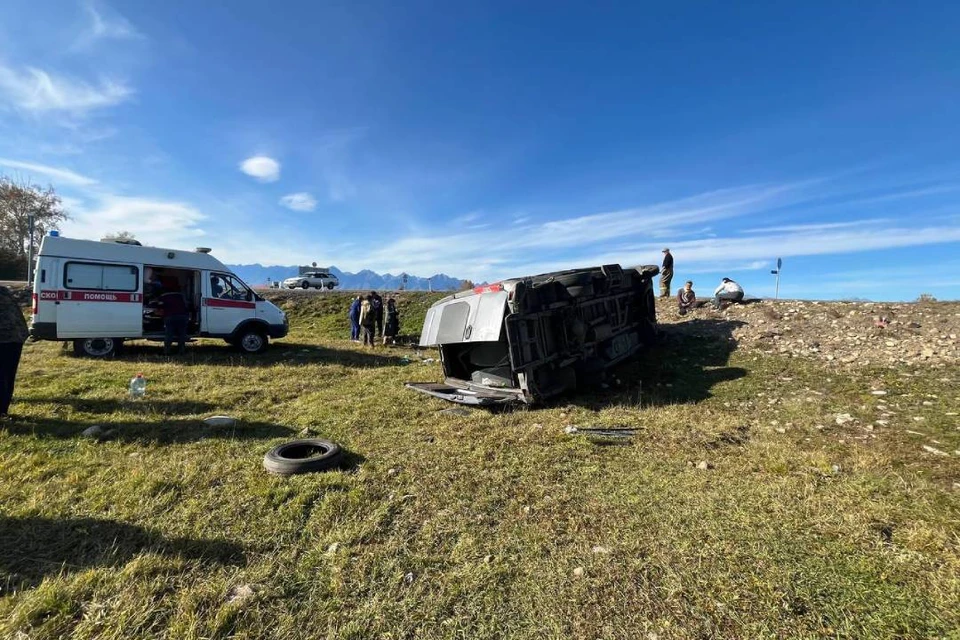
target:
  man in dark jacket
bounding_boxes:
[660,248,674,298]
[348,295,362,341]
[0,286,28,418]
[159,286,190,355]
[370,291,384,338]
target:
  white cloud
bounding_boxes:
[0,63,132,113]
[61,195,207,249]
[744,219,888,234]
[80,3,141,43]
[240,156,280,182]
[279,192,317,212]
[0,158,97,186]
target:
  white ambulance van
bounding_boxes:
[30,234,288,356]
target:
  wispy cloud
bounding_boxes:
[453,211,483,225]
[73,3,142,50]
[0,63,132,113]
[0,157,98,186]
[744,219,888,234]
[62,195,207,248]
[239,156,280,182]
[279,192,317,212]
[345,177,960,281]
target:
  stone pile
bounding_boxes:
[659,299,960,369]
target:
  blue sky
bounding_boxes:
[1,1,958,300]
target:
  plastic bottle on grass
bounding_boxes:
[129,373,147,399]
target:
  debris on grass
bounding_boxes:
[204,415,237,427]
[921,445,950,456]
[226,584,258,605]
[81,425,104,439]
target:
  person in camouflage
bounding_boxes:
[659,248,674,298]
[0,286,29,418]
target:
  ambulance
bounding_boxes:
[30,234,288,356]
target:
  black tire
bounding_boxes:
[300,281,310,290]
[73,337,120,358]
[326,282,335,290]
[263,439,343,475]
[235,328,268,354]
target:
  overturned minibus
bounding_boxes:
[406,263,658,406]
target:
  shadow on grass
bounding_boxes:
[20,397,216,415]
[3,416,295,444]
[0,515,244,594]
[564,318,749,409]
[92,340,412,368]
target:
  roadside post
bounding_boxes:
[27,214,35,283]
[770,257,782,300]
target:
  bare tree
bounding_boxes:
[0,177,68,260]
[102,230,138,242]
[461,280,475,291]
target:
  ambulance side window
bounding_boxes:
[64,262,139,291]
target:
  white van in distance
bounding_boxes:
[30,234,288,356]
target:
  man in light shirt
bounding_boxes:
[713,277,744,309]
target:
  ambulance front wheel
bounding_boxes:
[73,337,121,358]
[235,329,268,354]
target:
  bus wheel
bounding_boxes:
[74,337,119,358]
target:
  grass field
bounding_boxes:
[1,292,957,639]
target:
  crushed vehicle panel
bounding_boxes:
[407,263,658,406]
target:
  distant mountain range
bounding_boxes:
[228,264,466,291]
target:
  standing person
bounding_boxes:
[677,281,696,315]
[358,295,375,346]
[159,285,190,355]
[370,291,384,338]
[713,277,744,309]
[0,286,28,419]
[348,295,362,342]
[660,248,674,298]
[383,298,400,345]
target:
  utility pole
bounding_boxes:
[27,214,35,284]
[770,257,782,300]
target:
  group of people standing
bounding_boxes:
[349,292,400,346]
[659,248,745,313]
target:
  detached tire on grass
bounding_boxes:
[263,439,343,476]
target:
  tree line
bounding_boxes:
[0,176,68,280]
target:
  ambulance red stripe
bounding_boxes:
[205,298,256,309]
[55,290,142,302]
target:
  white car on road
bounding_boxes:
[283,271,340,290]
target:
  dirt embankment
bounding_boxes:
[658,298,960,370]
